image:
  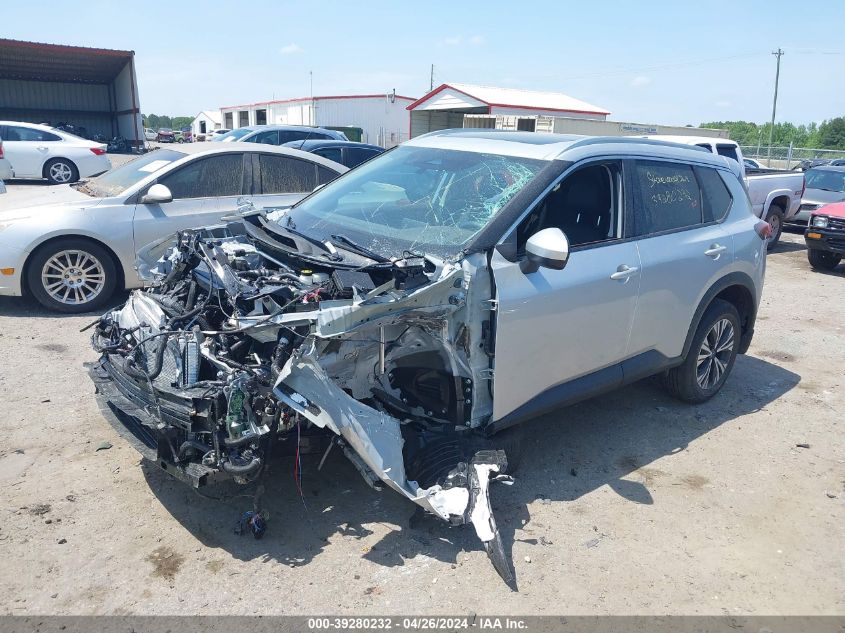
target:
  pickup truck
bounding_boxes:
[644,136,805,248]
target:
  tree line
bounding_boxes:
[143,114,194,131]
[699,117,845,149]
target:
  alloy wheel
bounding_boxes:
[696,318,735,390]
[40,249,106,306]
[49,162,73,183]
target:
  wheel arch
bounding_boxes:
[682,273,758,358]
[21,234,125,296]
[762,190,791,219]
[41,156,79,180]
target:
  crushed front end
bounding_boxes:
[87,216,515,582]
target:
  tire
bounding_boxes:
[26,238,118,313]
[807,249,841,271]
[766,205,784,250]
[44,158,79,185]
[662,299,741,404]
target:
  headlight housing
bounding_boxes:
[811,215,829,228]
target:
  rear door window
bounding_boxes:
[716,144,740,163]
[158,153,245,199]
[314,147,343,164]
[631,160,703,235]
[258,154,317,193]
[317,165,341,185]
[247,130,280,145]
[346,148,381,168]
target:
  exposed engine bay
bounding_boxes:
[87,210,516,583]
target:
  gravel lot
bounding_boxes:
[0,174,842,615]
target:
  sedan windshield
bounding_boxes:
[80,149,186,198]
[805,169,845,193]
[283,145,546,260]
[214,128,253,142]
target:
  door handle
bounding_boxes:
[37,146,48,151]
[610,264,639,281]
[704,244,727,258]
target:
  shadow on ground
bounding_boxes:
[140,352,800,585]
[0,293,129,319]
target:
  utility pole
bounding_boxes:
[430,64,434,91]
[309,70,314,126]
[767,48,784,166]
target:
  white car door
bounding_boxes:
[1,124,62,177]
[132,152,247,252]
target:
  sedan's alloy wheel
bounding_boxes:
[49,161,73,183]
[41,249,106,305]
[696,318,735,389]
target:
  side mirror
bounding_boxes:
[521,227,570,274]
[140,183,172,204]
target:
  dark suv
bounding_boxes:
[282,139,384,168]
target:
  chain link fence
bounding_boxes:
[740,145,845,170]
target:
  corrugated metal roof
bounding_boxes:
[408,83,610,115]
[0,39,133,84]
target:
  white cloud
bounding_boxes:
[468,35,485,45]
[279,43,303,55]
[630,75,651,87]
[715,100,732,108]
[441,35,462,46]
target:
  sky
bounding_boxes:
[4,0,845,126]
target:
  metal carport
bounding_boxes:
[0,38,143,149]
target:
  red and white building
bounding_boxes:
[407,83,610,137]
[219,93,416,148]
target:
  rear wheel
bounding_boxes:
[766,205,784,250]
[807,249,841,271]
[663,299,740,403]
[27,238,118,313]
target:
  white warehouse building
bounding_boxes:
[219,93,416,147]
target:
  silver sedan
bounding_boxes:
[0,143,346,312]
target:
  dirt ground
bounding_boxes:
[0,176,842,615]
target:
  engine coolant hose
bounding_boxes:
[222,455,262,476]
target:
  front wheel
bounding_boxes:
[663,299,740,403]
[766,206,784,250]
[807,249,841,271]
[44,158,79,184]
[26,238,118,313]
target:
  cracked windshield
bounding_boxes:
[284,145,546,259]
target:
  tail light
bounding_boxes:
[90,147,107,156]
[755,220,773,240]
[0,140,4,159]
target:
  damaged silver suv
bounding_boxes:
[87,131,768,582]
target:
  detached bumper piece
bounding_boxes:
[441,450,514,584]
[87,358,225,488]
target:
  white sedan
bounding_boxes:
[0,143,346,312]
[0,121,111,184]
